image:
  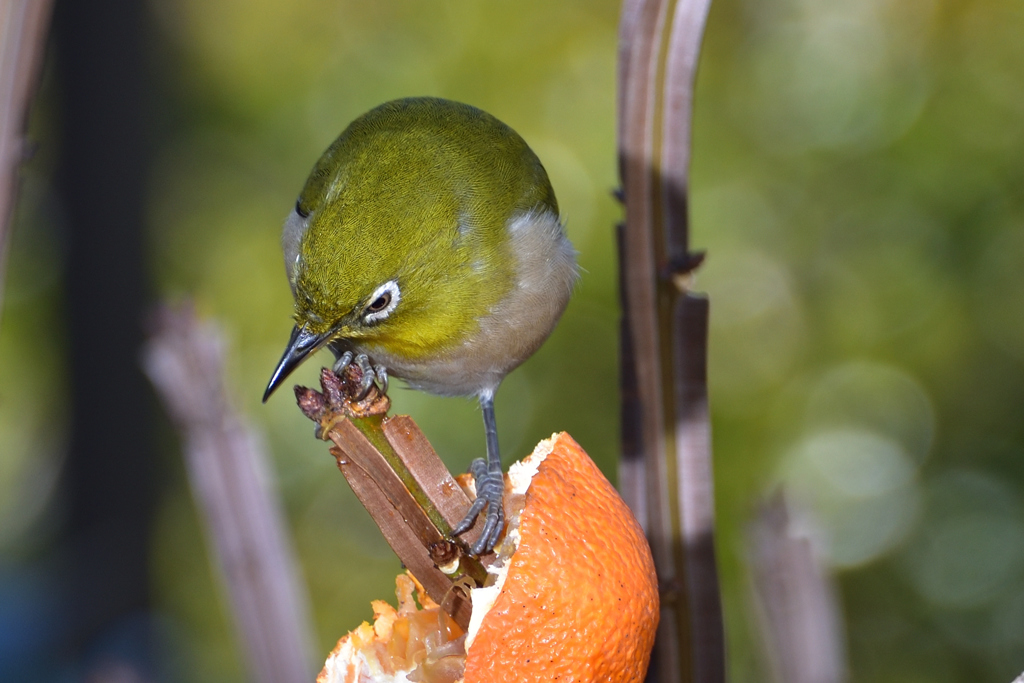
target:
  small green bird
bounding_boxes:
[263,97,577,554]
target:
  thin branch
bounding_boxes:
[142,304,315,683]
[748,494,847,683]
[0,0,53,321]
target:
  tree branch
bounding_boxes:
[142,304,316,683]
[617,0,724,680]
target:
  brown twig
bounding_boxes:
[748,494,847,683]
[142,304,315,683]
[617,0,724,681]
[0,0,53,322]
[295,366,492,631]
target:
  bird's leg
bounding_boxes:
[332,349,387,398]
[453,392,505,555]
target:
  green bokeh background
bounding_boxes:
[3,0,1024,680]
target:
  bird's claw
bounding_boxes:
[452,457,505,555]
[333,352,388,398]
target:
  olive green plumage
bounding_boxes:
[291,97,560,361]
[265,97,576,553]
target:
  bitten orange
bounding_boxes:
[318,432,659,683]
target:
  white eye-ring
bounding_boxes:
[363,280,400,323]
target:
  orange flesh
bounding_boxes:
[317,573,467,683]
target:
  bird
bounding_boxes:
[262,97,577,555]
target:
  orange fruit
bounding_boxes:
[317,432,659,683]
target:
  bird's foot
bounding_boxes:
[452,457,505,555]
[333,351,388,398]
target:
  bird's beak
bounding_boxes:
[262,324,333,402]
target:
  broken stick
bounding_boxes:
[294,365,493,630]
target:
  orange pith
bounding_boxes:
[317,432,660,683]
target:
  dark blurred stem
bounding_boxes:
[617,0,725,682]
[143,304,315,683]
[53,0,155,667]
[0,0,53,327]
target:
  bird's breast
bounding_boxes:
[358,208,577,398]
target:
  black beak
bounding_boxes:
[262,324,332,402]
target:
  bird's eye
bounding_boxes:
[363,280,400,323]
[367,293,391,312]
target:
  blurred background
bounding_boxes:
[2,0,1023,680]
